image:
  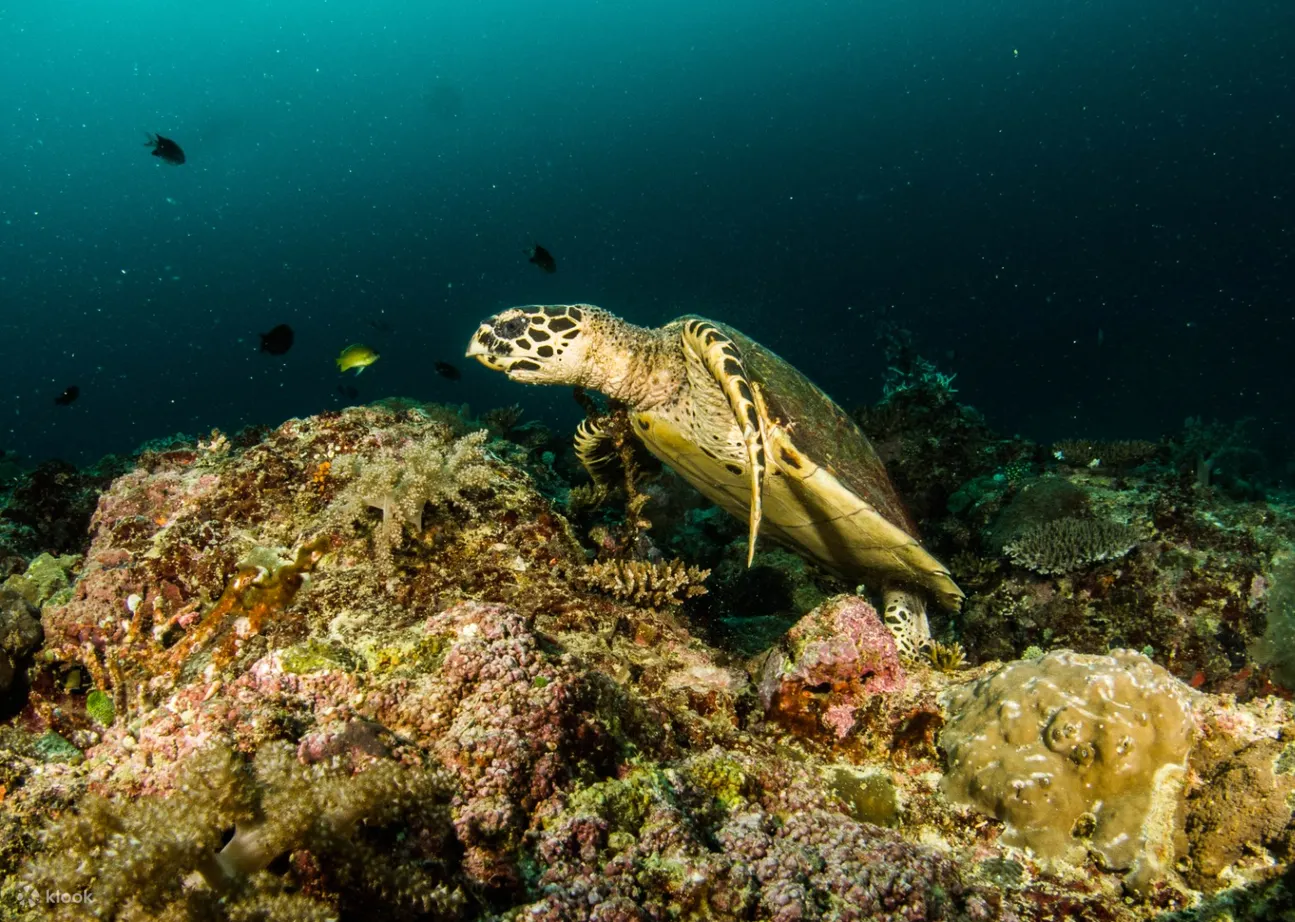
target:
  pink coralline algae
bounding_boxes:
[376,601,617,895]
[519,758,964,922]
[758,594,904,740]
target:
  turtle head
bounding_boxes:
[466,304,599,385]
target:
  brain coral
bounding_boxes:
[939,649,1196,878]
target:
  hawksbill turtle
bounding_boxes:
[465,304,963,654]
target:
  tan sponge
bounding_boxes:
[940,650,1196,871]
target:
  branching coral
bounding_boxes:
[569,558,710,608]
[1003,516,1138,575]
[22,742,463,921]
[331,429,495,573]
[926,639,968,673]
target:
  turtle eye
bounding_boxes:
[495,316,528,340]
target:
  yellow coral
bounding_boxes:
[940,649,1196,878]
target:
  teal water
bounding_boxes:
[2,0,1291,475]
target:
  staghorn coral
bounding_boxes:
[330,428,496,574]
[569,557,709,608]
[21,741,463,921]
[940,650,1197,889]
[1003,516,1139,575]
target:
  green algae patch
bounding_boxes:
[3,552,81,607]
[279,638,356,675]
[34,730,83,765]
[827,766,901,827]
[683,753,752,810]
[560,769,663,835]
[85,689,116,726]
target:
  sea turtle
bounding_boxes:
[465,304,963,653]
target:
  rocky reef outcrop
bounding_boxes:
[0,400,1292,922]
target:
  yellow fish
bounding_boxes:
[336,343,379,374]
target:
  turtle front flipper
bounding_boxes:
[681,319,768,566]
[574,417,619,498]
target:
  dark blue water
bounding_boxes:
[3,0,1292,473]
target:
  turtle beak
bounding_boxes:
[465,324,503,370]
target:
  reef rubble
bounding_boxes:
[0,399,1293,922]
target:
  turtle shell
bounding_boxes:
[722,324,917,535]
[689,320,961,609]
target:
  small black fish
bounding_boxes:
[54,385,79,406]
[527,244,556,273]
[145,133,185,165]
[366,318,394,334]
[260,323,294,355]
[337,384,359,400]
[434,361,461,381]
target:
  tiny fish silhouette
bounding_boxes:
[54,385,80,406]
[434,361,461,381]
[260,324,294,355]
[527,244,556,273]
[145,133,185,165]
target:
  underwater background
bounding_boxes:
[1,0,1292,472]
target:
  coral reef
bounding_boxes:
[523,750,966,922]
[0,395,1291,922]
[1051,438,1161,469]
[0,459,126,560]
[1251,551,1295,687]
[0,588,42,715]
